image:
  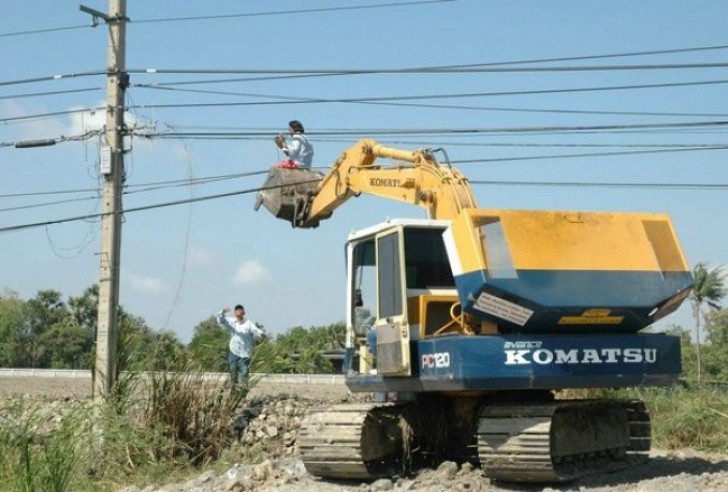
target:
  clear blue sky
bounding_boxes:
[1,0,726,343]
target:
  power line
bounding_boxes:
[470,180,728,190]
[1,177,725,235]
[125,63,728,76]
[135,84,728,119]
[0,23,93,38]
[0,87,101,101]
[452,145,728,164]
[0,171,268,200]
[131,43,728,88]
[135,120,728,139]
[132,0,457,24]
[0,182,293,233]
[0,194,100,213]
[0,130,102,149]
[8,74,728,126]
[0,106,104,125]
[125,78,728,112]
[5,41,728,89]
[0,70,105,88]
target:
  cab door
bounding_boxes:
[375,229,411,376]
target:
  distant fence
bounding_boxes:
[0,368,345,385]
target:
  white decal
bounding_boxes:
[422,352,451,369]
[473,293,533,326]
[504,346,658,365]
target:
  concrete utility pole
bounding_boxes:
[82,0,128,400]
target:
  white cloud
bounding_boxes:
[126,271,167,295]
[233,260,270,285]
[67,104,105,135]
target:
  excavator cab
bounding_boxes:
[346,219,472,376]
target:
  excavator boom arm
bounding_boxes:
[303,140,477,226]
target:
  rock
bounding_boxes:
[435,461,458,481]
[370,478,394,491]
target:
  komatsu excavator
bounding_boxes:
[254,140,693,483]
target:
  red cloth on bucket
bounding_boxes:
[276,159,300,169]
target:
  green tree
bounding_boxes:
[23,290,67,367]
[187,317,228,371]
[116,311,160,372]
[0,291,26,367]
[690,263,727,384]
[67,285,99,334]
[38,321,91,369]
[702,309,728,381]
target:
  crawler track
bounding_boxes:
[298,402,408,480]
[477,400,650,482]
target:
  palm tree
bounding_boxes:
[690,262,727,384]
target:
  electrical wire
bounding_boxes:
[0,170,269,200]
[131,42,728,88]
[451,145,728,164]
[0,130,103,149]
[125,63,728,76]
[123,78,728,114]
[132,0,457,24]
[134,84,728,119]
[0,87,101,101]
[1,177,725,235]
[0,106,105,126]
[470,180,728,190]
[0,71,105,88]
[134,120,728,140]
[0,24,93,38]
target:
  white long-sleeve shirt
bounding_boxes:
[283,134,314,168]
[216,311,265,358]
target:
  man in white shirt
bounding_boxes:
[274,119,314,168]
[216,304,266,385]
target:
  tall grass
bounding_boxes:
[0,362,254,491]
[0,400,91,492]
[561,385,728,454]
[635,386,728,453]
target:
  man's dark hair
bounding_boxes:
[288,120,304,133]
[234,304,245,311]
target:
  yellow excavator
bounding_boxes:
[255,140,693,482]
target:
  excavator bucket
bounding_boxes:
[254,166,326,228]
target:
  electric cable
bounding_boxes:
[134,84,728,119]
[1,176,726,235]
[451,145,728,164]
[135,119,728,140]
[0,23,94,38]
[124,63,728,76]
[0,87,101,101]
[132,0,457,24]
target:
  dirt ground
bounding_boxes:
[0,375,351,401]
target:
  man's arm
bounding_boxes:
[216,307,232,331]
[286,136,303,159]
[245,321,266,340]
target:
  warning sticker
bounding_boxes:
[473,293,534,326]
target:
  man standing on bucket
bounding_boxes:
[217,304,266,386]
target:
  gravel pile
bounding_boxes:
[120,397,728,492]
